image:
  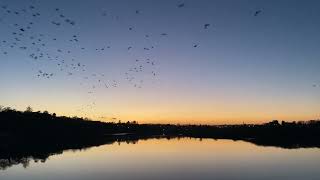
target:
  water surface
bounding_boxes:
[1,138,320,180]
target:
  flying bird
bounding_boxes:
[204,24,210,29]
[254,10,262,16]
[177,3,185,8]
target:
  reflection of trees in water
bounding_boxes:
[0,137,142,170]
[0,157,46,170]
[1,108,320,170]
[1,135,320,170]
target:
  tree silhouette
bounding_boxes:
[0,105,319,152]
[25,106,33,113]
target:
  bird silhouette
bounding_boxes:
[254,10,262,16]
[177,3,185,8]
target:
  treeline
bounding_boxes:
[1,106,320,148]
[0,106,199,140]
[1,106,320,169]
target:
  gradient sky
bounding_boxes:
[0,0,320,124]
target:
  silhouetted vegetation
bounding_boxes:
[1,106,320,145]
[1,106,320,169]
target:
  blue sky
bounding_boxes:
[0,0,319,124]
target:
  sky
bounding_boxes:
[0,0,319,124]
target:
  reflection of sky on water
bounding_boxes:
[1,138,320,180]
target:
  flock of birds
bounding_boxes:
[0,1,220,118]
[1,1,316,120]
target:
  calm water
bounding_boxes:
[1,138,320,180]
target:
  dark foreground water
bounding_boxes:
[1,138,320,180]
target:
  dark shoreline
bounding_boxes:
[1,108,320,169]
[1,134,319,171]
